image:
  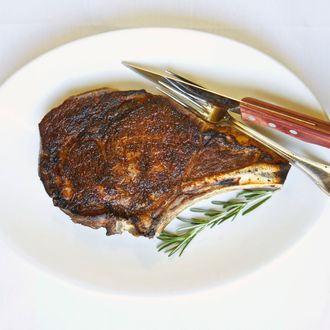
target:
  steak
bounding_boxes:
[39,89,290,238]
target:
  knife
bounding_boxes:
[122,61,330,149]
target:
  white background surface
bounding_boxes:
[0,1,330,329]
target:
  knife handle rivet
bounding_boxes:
[248,115,256,121]
[268,122,277,128]
[289,129,298,135]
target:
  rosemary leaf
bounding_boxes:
[242,195,272,215]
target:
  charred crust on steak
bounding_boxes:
[39,88,290,238]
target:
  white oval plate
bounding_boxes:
[0,28,329,296]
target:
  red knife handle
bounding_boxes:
[239,97,330,149]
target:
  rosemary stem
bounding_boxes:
[157,189,274,256]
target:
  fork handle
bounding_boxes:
[239,97,330,149]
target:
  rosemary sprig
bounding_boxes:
[157,189,274,257]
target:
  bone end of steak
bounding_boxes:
[38,88,290,238]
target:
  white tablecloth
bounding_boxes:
[1,1,330,329]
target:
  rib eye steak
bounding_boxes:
[39,88,290,238]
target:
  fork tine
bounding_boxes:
[158,80,209,117]
[155,86,189,108]
[163,76,213,111]
[156,85,209,120]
